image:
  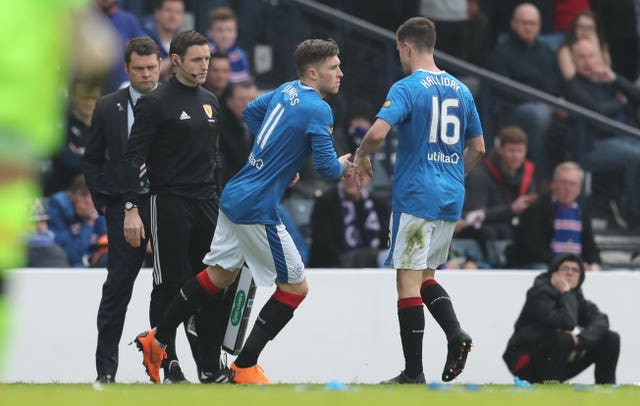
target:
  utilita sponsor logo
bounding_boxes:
[427,151,460,164]
[231,290,246,326]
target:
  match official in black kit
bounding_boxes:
[84,37,160,384]
[120,30,228,384]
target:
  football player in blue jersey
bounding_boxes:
[133,38,355,384]
[354,17,486,384]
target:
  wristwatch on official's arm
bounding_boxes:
[124,201,138,211]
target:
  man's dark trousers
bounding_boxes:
[95,198,150,378]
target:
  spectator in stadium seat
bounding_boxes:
[506,162,601,270]
[542,0,591,52]
[47,174,107,268]
[486,2,563,182]
[206,7,250,83]
[503,253,619,384]
[557,10,611,80]
[143,0,185,81]
[203,52,231,99]
[457,126,536,261]
[27,199,69,268]
[564,38,640,229]
[218,80,258,186]
[485,0,554,49]
[309,172,390,268]
[95,0,146,92]
[333,98,375,157]
[44,80,101,196]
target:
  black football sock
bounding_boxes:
[421,279,461,340]
[234,289,304,368]
[397,297,425,378]
[156,269,222,345]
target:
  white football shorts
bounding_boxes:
[203,210,305,286]
[385,212,455,270]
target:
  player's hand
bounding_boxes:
[354,149,372,176]
[124,209,145,248]
[338,153,356,178]
[353,149,373,190]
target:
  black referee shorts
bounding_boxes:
[149,194,218,286]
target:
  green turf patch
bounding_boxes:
[1,383,638,406]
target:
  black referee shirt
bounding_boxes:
[121,77,220,203]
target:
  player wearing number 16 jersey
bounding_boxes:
[133,38,354,384]
[354,17,486,384]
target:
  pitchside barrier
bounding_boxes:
[2,269,639,384]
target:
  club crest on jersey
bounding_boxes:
[327,125,333,135]
[382,100,392,108]
[203,104,213,118]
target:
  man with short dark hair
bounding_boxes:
[84,36,161,384]
[121,30,227,384]
[132,37,354,385]
[458,125,536,260]
[354,16,486,384]
[204,52,231,98]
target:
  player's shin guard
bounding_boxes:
[398,297,425,378]
[156,269,222,345]
[234,288,305,368]
[421,279,461,339]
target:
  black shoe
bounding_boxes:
[199,367,231,384]
[380,371,426,384]
[163,360,189,384]
[95,374,115,384]
[442,331,473,382]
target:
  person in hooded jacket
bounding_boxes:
[503,253,619,384]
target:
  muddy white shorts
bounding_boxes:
[385,212,455,270]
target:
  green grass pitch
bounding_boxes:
[2,383,639,406]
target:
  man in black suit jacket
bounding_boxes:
[83,37,161,384]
